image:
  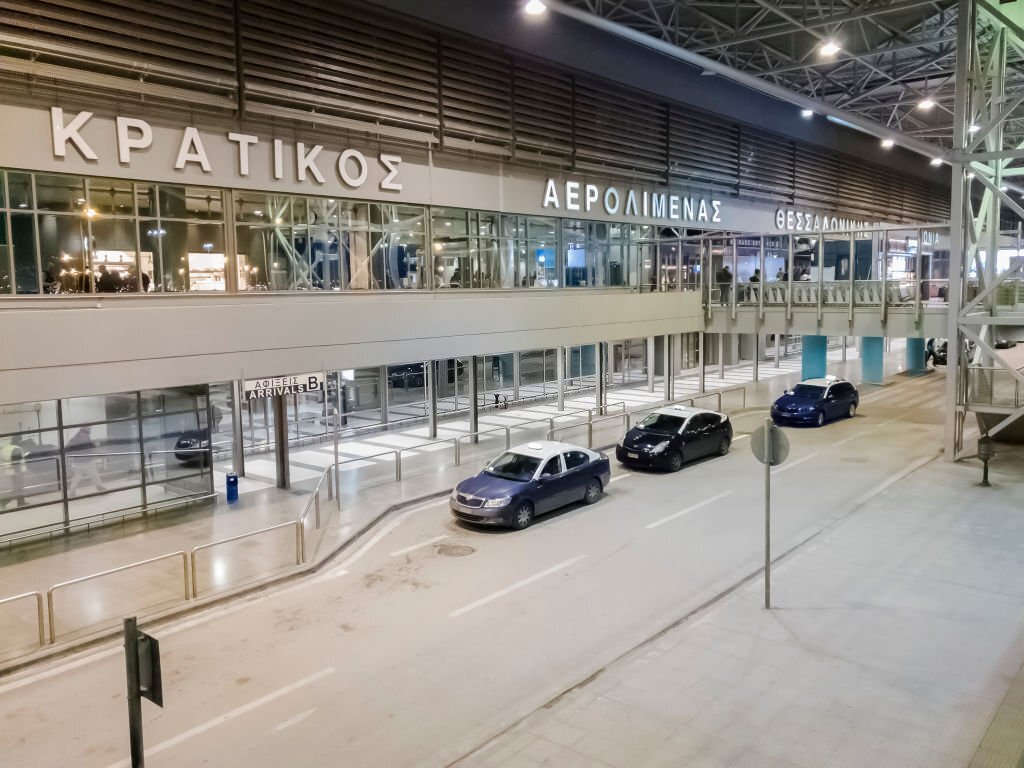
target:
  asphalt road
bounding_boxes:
[0,373,946,768]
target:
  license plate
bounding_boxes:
[627,452,639,459]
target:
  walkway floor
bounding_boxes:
[0,345,869,657]
[455,447,1024,768]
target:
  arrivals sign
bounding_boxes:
[243,372,325,400]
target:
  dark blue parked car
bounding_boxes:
[450,441,611,529]
[771,377,859,427]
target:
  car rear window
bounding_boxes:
[486,452,542,481]
[638,413,685,433]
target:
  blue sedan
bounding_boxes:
[450,441,611,529]
[771,376,859,427]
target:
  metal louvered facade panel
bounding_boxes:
[440,40,513,154]
[669,105,740,190]
[738,128,796,202]
[0,0,236,104]
[511,61,573,166]
[573,79,668,177]
[241,0,439,139]
[794,146,839,210]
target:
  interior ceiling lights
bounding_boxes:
[524,0,547,15]
[919,98,936,111]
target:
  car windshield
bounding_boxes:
[637,413,686,433]
[791,384,825,399]
[485,451,542,482]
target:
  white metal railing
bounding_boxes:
[46,551,189,643]
[0,592,45,650]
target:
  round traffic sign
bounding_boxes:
[751,423,790,466]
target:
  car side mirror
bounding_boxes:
[784,390,793,396]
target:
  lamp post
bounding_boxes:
[978,435,995,487]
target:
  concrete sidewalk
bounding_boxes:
[453,450,1024,768]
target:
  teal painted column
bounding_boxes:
[861,337,885,384]
[801,335,827,380]
[906,337,926,373]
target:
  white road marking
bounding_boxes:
[319,499,443,578]
[772,452,819,475]
[609,472,632,483]
[103,667,335,768]
[833,431,867,447]
[272,707,317,733]
[645,491,733,530]
[733,434,750,441]
[389,535,449,558]
[0,645,123,696]
[448,555,586,618]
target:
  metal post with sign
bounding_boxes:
[123,616,163,767]
[751,418,789,609]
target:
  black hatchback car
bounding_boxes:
[616,406,733,472]
[771,377,859,427]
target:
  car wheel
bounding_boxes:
[848,402,857,419]
[718,437,730,456]
[667,451,683,472]
[511,501,534,530]
[583,478,602,505]
[815,410,825,427]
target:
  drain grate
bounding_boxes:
[436,544,476,557]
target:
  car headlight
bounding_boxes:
[651,441,670,454]
[450,488,459,499]
[484,496,511,508]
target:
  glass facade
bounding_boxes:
[0,170,226,294]
[0,385,216,537]
[1,169,709,296]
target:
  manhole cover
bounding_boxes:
[436,544,475,557]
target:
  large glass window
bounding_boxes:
[0,172,225,294]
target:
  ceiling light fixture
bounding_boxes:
[930,158,943,167]
[967,172,975,179]
[918,97,936,110]
[1000,185,1008,192]
[524,0,547,15]
[880,139,895,149]
[820,40,840,57]
[800,109,814,119]
[968,124,981,134]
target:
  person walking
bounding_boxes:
[67,425,107,495]
[0,438,27,509]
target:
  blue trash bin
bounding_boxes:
[226,472,239,503]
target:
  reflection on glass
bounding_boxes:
[7,173,33,210]
[87,178,135,216]
[35,175,85,213]
[11,213,38,294]
[0,216,9,294]
[38,213,89,293]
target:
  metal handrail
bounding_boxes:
[0,591,45,647]
[455,425,512,455]
[0,455,61,470]
[547,412,629,447]
[47,551,189,643]
[190,521,301,597]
